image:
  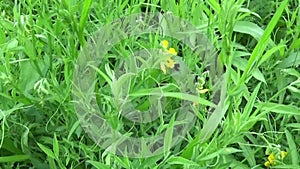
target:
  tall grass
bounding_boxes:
[0,0,299,168]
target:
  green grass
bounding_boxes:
[0,0,300,168]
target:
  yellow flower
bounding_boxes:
[195,76,208,94]
[193,102,198,107]
[280,151,288,159]
[167,48,177,55]
[159,40,177,73]
[264,150,288,167]
[264,153,276,167]
[198,89,209,94]
[161,40,169,49]
[264,161,271,167]
[160,62,167,74]
[165,57,176,68]
[160,57,176,74]
[268,153,275,163]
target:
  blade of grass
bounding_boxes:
[242,83,261,118]
[78,0,93,45]
[207,0,221,14]
[0,155,30,163]
[285,129,299,165]
[53,133,59,158]
[129,91,215,107]
[181,90,228,159]
[166,156,200,166]
[164,114,175,156]
[257,102,300,116]
[87,160,111,169]
[37,143,56,159]
[231,0,289,93]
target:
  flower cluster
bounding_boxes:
[193,75,209,107]
[194,75,209,94]
[264,150,288,167]
[160,40,209,107]
[160,40,177,74]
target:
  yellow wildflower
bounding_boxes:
[268,153,275,164]
[167,48,177,55]
[198,89,209,94]
[264,153,276,167]
[160,57,176,74]
[264,161,271,167]
[193,102,198,107]
[280,151,288,159]
[161,40,169,49]
[268,153,275,163]
[165,57,176,68]
[195,76,208,94]
[160,62,167,74]
[159,40,177,74]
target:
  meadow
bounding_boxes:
[0,0,299,168]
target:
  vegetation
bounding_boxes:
[0,0,299,168]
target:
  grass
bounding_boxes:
[0,0,300,168]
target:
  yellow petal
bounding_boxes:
[161,40,169,49]
[280,151,288,159]
[165,57,176,68]
[160,62,166,74]
[198,89,209,94]
[268,153,275,162]
[264,161,271,167]
[167,48,177,55]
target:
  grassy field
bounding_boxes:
[0,0,300,168]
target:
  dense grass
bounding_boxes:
[0,0,299,168]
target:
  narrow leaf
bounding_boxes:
[37,143,55,159]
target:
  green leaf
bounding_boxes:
[89,64,113,87]
[24,39,37,59]
[257,102,300,116]
[6,39,18,50]
[239,141,256,166]
[0,27,6,44]
[199,96,229,143]
[164,114,175,155]
[277,51,300,69]
[53,133,59,158]
[67,121,80,140]
[167,156,200,166]
[21,128,29,152]
[181,82,228,159]
[281,68,300,78]
[0,155,30,163]
[285,129,299,165]
[78,0,93,45]
[19,61,40,92]
[61,0,70,10]
[233,21,276,48]
[286,123,300,129]
[234,21,264,40]
[37,143,56,159]
[232,57,266,83]
[0,104,24,121]
[139,155,164,168]
[234,0,289,88]
[19,60,48,92]
[87,160,110,169]
[243,83,261,118]
[48,157,57,169]
[114,156,130,168]
[207,0,221,14]
[258,44,285,66]
[129,91,215,107]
